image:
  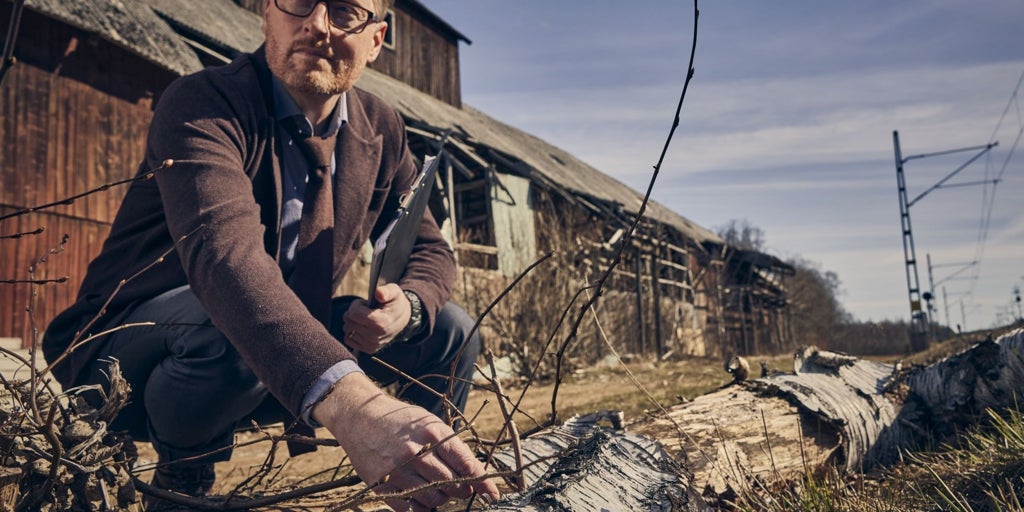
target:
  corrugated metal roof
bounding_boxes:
[24,0,202,76]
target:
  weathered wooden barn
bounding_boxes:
[1,0,792,360]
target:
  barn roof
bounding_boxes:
[357,70,722,243]
[24,0,721,245]
[145,0,264,60]
[23,0,202,76]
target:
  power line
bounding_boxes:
[964,67,1024,312]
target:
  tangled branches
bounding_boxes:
[0,358,138,511]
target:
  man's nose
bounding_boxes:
[304,1,332,35]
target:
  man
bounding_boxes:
[42,0,499,509]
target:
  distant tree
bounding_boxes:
[832,319,912,355]
[715,219,766,251]
[717,219,851,349]
[714,219,931,355]
[785,257,851,347]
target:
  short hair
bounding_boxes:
[375,0,393,17]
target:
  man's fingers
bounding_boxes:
[411,448,474,499]
[380,471,448,511]
[374,282,403,303]
[432,436,501,500]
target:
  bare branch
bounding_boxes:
[0,277,68,285]
[0,226,44,240]
[546,0,700,428]
[37,223,204,383]
[0,160,172,223]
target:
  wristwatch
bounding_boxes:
[397,290,424,342]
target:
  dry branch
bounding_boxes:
[0,359,139,511]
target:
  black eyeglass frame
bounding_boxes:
[273,0,381,34]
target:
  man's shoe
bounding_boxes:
[144,461,216,510]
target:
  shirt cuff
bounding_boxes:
[299,359,364,428]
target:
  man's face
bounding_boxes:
[263,0,386,97]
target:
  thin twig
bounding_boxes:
[484,351,524,491]
[547,285,600,418]
[37,223,204,382]
[580,287,725,474]
[0,226,44,240]
[366,355,471,430]
[761,408,782,483]
[37,401,64,505]
[0,277,68,285]
[26,233,70,423]
[445,251,554,419]
[548,0,700,398]
[0,160,170,223]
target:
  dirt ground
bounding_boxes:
[132,354,775,510]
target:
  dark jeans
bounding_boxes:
[77,285,481,464]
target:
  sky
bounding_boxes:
[422,0,1024,328]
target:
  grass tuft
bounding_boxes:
[734,405,1024,512]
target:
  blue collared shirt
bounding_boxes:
[271,77,363,426]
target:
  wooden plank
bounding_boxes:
[454,242,499,255]
[0,18,162,343]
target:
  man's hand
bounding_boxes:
[343,283,411,354]
[312,372,500,511]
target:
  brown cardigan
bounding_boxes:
[43,48,456,415]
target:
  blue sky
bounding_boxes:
[422,1,1024,328]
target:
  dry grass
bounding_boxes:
[465,354,759,439]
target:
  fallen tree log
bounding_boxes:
[484,328,1024,509]
[488,412,708,511]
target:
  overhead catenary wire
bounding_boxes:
[961,67,1024,316]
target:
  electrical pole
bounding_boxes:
[1015,285,1022,324]
[893,131,928,351]
[942,286,950,328]
[961,301,967,333]
[892,130,997,351]
[928,256,978,338]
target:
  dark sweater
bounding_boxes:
[43,48,455,415]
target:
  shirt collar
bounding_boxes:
[271,75,348,138]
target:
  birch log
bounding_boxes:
[485,328,1024,509]
[640,328,1024,500]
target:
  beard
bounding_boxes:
[264,31,365,96]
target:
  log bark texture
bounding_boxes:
[486,328,1024,509]
[488,412,710,511]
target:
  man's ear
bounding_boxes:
[262,0,272,32]
[367,21,388,62]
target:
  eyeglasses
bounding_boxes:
[273,0,380,34]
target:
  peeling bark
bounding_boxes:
[487,329,1024,509]
[488,412,709,511]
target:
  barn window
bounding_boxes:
[455,176,497,270]
[383,10,395,49]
